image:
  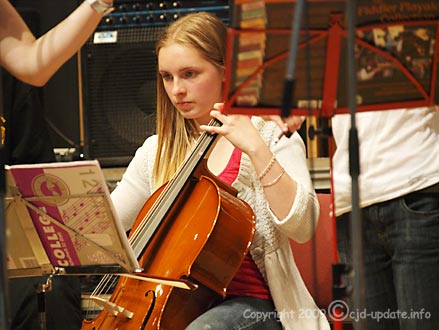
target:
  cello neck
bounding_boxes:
[179,118,222,180]
[130,118,222,258]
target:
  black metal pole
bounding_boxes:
[0,68,11,330]
[346,1,365,329]
[0,189,9,330]
[281,0,306,119]
[35,276,52,330]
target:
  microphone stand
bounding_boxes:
[281,2,332,329]
[281,0,305,119]
[281,2,365,329]
[346,1,365,329]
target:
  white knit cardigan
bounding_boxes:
[111,117,330,330]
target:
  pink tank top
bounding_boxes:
[217,148,271,300]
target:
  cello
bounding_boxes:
[82,119,256,329]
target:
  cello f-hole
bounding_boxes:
[140,290,157,330]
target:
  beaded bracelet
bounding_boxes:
[262,170,286,188]
[258,154,276,180]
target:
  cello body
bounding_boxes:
[82,171,255,329]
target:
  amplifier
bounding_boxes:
[81,0,229,167]
[98,0,230,30]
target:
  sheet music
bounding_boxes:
[5,160,140,277]
[226,0,439,116]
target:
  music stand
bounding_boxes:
[223,1,439,330]
[4,160,196,329]
[224,0,439,118]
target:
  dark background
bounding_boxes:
[11,0,81,150]
[10,1,232,167]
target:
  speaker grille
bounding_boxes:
[82,27,164,167]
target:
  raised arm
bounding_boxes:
[0,0,112,86]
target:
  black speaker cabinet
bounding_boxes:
[81,26,164,167]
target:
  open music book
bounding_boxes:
[224,0,439,117]
[5,160,141,278]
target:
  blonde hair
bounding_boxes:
[152,12,227,188]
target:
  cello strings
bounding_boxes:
[128,119,220,255]
[89,120,221,304]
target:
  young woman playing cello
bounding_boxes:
[110,12,329,330]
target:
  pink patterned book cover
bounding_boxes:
[5,160,139,277]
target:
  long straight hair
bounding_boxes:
[152,12,227,188]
